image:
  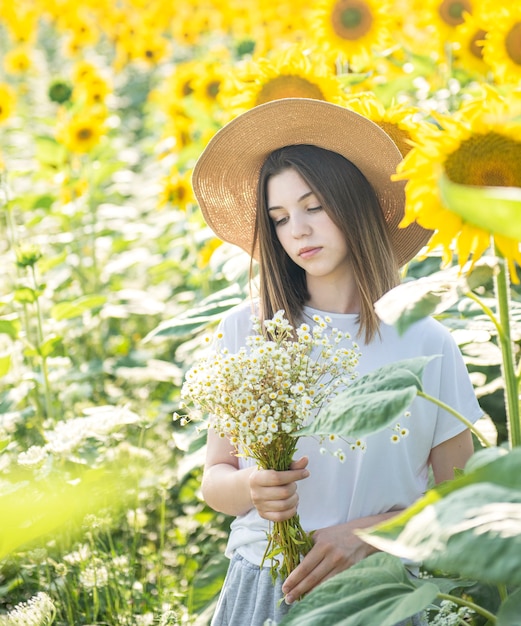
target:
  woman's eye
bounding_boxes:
[273,216,288,226]
[308,206,322,212]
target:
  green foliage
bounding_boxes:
[279,553,441,626]
[439,174,521,241]
[298,357,435,440]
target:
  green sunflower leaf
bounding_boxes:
[439,173,521,241]
[51,295,107,320]
[278,553,439,626]
[358,449,521,585]
[297,356,436,439]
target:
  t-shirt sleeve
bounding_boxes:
[424,324,484,448]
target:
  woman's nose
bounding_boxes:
[291,215,311,238]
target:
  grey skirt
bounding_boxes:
[211,552,290,626]
[210,552,427,626]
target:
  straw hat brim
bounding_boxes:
[192,98,432,267]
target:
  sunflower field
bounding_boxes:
[1,0,520,624]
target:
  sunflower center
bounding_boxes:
[255,75,324,105]
[445,132,521,187]
[438,0,472,27]
[469,28,486,60]
[506,22,521,65]
[331,0,373,40]
[207,80,220,98]
[378,121,411,157]
[77,128,93,141]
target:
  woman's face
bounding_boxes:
[266,167,352,285]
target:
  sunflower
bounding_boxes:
[55,109,107,154]
[220,45,347,117]
[170,1,224,46]
[2,4,38,45]
[312,0,397,67]
[409,0,477,57]
[344,92,426,157]
[395,89,521,279]
[0,83,16,124]
[451,10,491,77]
[191,57,229,111]
[158,168,195,210]
[132,29,170,66]
[73,75,111,108]
[482,6,521,84]
[197,237,223,269]
[3,46,32,74]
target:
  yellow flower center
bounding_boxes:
[438,0,472,27]
[255,75,324,104]
[445,132,521,187]
[506,22,521,65]
[378,121,412,157]
[77,127,93,141]
[331,0,373,40]
[206,80,221,98]
[469,28,486,60]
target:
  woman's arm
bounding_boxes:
[201,428,255,516]
[429,428,475,484]
[201,428,310,518]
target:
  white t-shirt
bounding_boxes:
[214,301,483,567]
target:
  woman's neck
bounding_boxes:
[306,277,360,314]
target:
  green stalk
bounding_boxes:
[156,486,167,602]
[31,265,55,421]
[417,390,495,448]
[437,592,497,623]
[493,242,521,447]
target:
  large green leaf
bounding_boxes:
[497,588,521,626]
[298,357,435,439]
[360,450,521,585]
[0,319,20,340]
[439,173,521,241]
[188,554,229,613]
[144,294,242,341]
[279,553,439,626]
[374,260,495,335]
[0,352,11,378]
[362,483,521,585]
[51,295,107,320]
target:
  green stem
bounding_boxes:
[31,265,55,421]
[437,592,497,623]
[464,291,503,339]
[417,390,494,448]
[156,486,167,602]
[497,583,508,603]
[493,243,521,447]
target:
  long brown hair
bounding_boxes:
[252,144,400,344]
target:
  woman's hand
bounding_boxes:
[249,456,309,522]
[281,511,400,604]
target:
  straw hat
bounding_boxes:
[192,98,432,267]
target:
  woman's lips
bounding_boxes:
[298,247,321,259]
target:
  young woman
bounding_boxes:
[191,98,483,626]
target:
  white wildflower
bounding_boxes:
[79,562,109,589]
[134,613,155,626]
[127,507,148,529]
[17,446,48,468]
[2,592,55,626]
[63,543,91,565]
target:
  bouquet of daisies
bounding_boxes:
[179,310,360,580]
